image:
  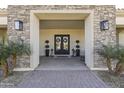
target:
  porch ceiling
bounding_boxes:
[40,20,84,29]
[35,13,89,20]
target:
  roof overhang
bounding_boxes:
[35,13,89,20]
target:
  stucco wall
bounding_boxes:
[119,31,124,46]
[0,29,7,44]
[7,5,116,69]
[0,17,7,25]
[116,17,124,25]
[117,28,124,46]
[39,29,84,56]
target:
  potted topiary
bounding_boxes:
[76,40,80,44]
[45,40,49,44]
[75,40,80,56]
[45,40,50,56]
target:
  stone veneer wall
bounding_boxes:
[7,5,116,68]
[94,6,116,68]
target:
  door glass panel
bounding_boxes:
[63,36,68,50]
[56,37,61,50]
[55,35,70,55]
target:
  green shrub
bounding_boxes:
[8,40,31,69]
[97,44,116,73]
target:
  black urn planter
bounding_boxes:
[45,49,49,56]
[76,45,80,48]
[76,49,80,56]
[75,40,80,57]
[45,40,50,57]
[45,45,49,48]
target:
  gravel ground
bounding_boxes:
[95,71,124,88]
[0,71,29,88]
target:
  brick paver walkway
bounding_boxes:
[15,57,108,88]
[16,70,108,88]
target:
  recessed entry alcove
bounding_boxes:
[30,10,94,70]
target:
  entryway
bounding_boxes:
[30,10,94,69]
[36,57,88,70]
[54,34,70,55]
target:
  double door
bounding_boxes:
[54,35,70,55]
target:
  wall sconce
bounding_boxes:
[100,20,109,31]
[14,20,23,31]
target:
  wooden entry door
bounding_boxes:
[54,35,70,55]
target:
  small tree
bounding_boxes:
[97,44,116,73]
[0,44,10,78]
[114,46,124,75]
[8,40,31,69]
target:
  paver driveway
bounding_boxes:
[15,57,108,88]
[16,70,108,88]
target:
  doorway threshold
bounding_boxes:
[54,55,70,57]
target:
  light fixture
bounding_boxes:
[100,20,109,30]
[14,20,23,31]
